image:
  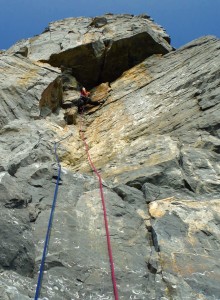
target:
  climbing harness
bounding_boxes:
[79,107,119,300]
[34,133,72,300]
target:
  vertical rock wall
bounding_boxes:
[0,14,220,300]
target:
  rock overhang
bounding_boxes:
[6,14,172,89]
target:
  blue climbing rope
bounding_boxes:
[34,133,72,300]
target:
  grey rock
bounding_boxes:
[180,146,220,196]
[31,184,154,300]
[113,183,145,205]
[0,172,30,208]
[149,199,220,299]
[15,46,28,57]
[0,271,33,300]
[0,120,55,173]
[6,14,172,88]
[90,16,108,28]
[113,183,149,218]
[0,54,61,128]
[0,14,220,300]
[142,182,195,203]
[0,209,35,276]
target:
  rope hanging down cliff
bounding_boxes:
[34,108,118,299]
[79,107,119,300]
[34,133,72,300]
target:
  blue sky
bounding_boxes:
[0,0,219,50]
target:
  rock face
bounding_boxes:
[6,14,172,88]
[149,198,220,299]
[0,14,220,300]
[0,55,61,126]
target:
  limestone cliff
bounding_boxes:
[0,14,220,300]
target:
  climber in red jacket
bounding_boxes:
[77,87,104,112]
[80,87,90,98]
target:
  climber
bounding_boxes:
[77,87,104,112]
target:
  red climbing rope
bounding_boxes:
[79,108,119,300]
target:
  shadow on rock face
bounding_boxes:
[0,209,35,277]
[44,31,170,89]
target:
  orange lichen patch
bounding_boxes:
[121,61,152,81]
[90,82,111,102]
[111,60,153,94]
[173,252,217,277]
[60,99,130,173]
[149,200,172,218]
[167,253,195,277]
[86,98,128,144]
[16,67,39,86]
[137,209,150,220]
[187,227,198,248]
[170,252,182,275]
[0,67,10,75]
[34,61,59,70]
[43,121,84,169]
[143,151,176,167]
[149,202,166,218]
[160,252,205,277]
[82,32,102,44]
[61,149,86,168]
[150,198,220,219]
